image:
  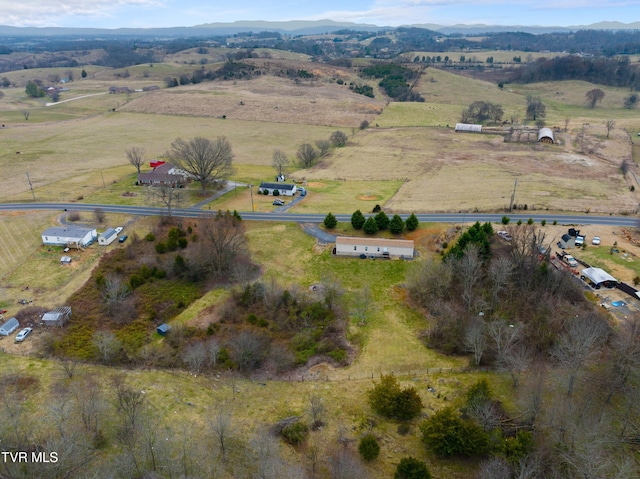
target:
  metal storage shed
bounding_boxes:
[581,267,618,289]
[538,128,555,144]
[42,306,72,327]
[0,317,19,336]
[455,123,482,133]
[98,228,118,246]
[157,323,171,335]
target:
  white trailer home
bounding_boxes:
[334,236,414,259]
[98,228,118,246]
[42,226,97,247]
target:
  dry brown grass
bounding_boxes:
[123,74,384,127]
[294,126,638,214]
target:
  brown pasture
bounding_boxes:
[292,126,638,214]
[123,74,384,127]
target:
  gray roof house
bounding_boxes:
[42,226,97,247]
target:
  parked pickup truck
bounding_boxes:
[556,251,578,268]
[575,235,586,247]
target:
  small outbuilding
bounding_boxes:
[537,128,555,144]
[0,317,19,336]
[98,228,118,246]
[60,256,72,265]
[455,123,482,133]
[42,306,72,327]
[258,182,297,196]
[334,236,414,259]
[42,226,97,248]
[581,267,618,289]
[157,323,171,336]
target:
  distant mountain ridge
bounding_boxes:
[0,19,639,38]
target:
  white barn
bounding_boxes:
[259,182,297,196]
[42,226,97,247]
[334,236,414,259]
[98,228,118,246]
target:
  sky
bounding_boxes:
[1,0,640,29]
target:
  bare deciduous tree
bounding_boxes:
[499,343,533,388]
[101,273,131,312]
[552,313,609,396]
[308,396,326,428]
[167,136,234,195]
[209,405,234,460]
[93,331,122,364]
[315,139,331,157]
[605,119,615,138]
[182,341,208,373]
[487,320,522,362]
[407,259,454,308]
[488,256,514,311]
[93,207,106,224]
[585,88,605,108]
[477,457,512,479]
[207,338,221,368]
[112,376,146,440]
[271,149,289,177]
[460,243,482,311]
[296,143,319,168]
[195,211,248,278]
[351,285,373,326]
[146,183,181,217]
[465,317,487,366]
[126,146,146,174]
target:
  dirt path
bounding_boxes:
[45,92,108,106]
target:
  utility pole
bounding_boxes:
[249,184,255,212]
[26,172,35,200]
[100,170,106,188]
[509,178,518,213]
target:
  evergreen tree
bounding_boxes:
[375,211,390,230]
[405,213,419,231]
[395,457,432,479]
[81,69,87,78]
[324,212,337,229]
[363,216,379,234]
[351,210,366,230]
[389,214,405,234]
[358,433,380,461]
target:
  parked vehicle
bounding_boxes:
[575,235,586,246]
[556,251,578,268]
[592,236,601,245]
[272,199,285,206]
[118,235,128,243]
[15,327,32,342]
[497,230,512,241]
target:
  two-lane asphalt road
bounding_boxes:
[0,202,637,228]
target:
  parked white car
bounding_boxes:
[592,236,601,245]
[15,327,32,342]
